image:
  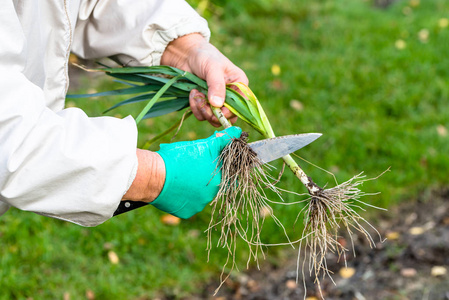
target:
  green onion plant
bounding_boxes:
[69,65,386,298]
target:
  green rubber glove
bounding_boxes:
[151,126,242,219]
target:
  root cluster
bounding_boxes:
[297,173,386,298]
[206,132,289,293]
[207,133,387,298]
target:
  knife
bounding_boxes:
[113,132,321,216]
[248,133,321,164]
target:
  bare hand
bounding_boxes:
[161,33,248,127]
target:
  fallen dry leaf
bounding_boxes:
[418,29,429,43]
[405,212,418,226]
[409,0,420,7]
[386,231,400,240]
[401,268,417,277]
[233,37,243,46]
[337,237,348,248]
[271,64,281,76]
[439,18,449,28]
[259,206,272,218]
[160,214,181,226]
[402,6,412,15]
[443,217,449,225]
[395,39,406,50]
[103,242,113,250]
[409,226,425,235]
[423,221,436,231]
[290,100,304,111]
[108,250,120,264]
[187,229,200,238]
[86,290,95,300]
[270,79,284,90]
[339,267,356,279]
[285,279,297,290]
[437,125,448,137]
[187,131,197,139]
[431,266,447,277]
[247,279,259,292]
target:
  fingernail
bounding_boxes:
[210,96,224,107]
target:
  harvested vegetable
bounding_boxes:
[69,64,385,297]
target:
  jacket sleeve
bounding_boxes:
[0,4,138,227]
[72,0,211,66]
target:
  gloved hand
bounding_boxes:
[151,126,242,219]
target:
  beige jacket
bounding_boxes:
[0,0,210,226]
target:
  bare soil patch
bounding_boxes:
[199,189,449,300]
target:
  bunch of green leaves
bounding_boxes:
[68,65,275,140]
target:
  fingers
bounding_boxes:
[223,126,242,139]
[189,89,221,127]
[189,89,206,121]
[221,107,238,124]
[214,126,242,149]
[229,115,238,125]
[190,89,238,127]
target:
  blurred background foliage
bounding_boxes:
[1,0,448,299]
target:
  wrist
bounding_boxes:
[160,33,206,69]
[122,149,166,203]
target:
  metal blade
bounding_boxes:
[248,133,322,164]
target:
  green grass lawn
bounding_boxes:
[1,0,448,299]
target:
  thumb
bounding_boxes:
[213,126,242,150]
[206,70,226,108]
[223,126,242,139]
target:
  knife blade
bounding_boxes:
[248,133,322,164]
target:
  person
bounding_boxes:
[0,0,248,226]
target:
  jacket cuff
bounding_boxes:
[148,18,211,66]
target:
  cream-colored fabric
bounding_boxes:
[0,0,209,226]
[72,0,211,66]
